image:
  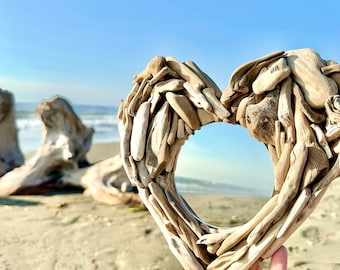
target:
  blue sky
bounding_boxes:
[1,1,340,195]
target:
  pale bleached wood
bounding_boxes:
[145,102,171,178]
[166,92,201,130]
[149,90,161,115]
[165,139,184,173]
[128,76,149,116]
[119,51,340,269]
[211,195,279,256]
[247,143,307,245]
[235,94,255,127]
[277,187,311,238]
[221,50,285,107]
[177,118,186,140]
[183,82,212,112]
[154,78,185,93]
[229,219,284,270]
[130,101,150,161]
[245,89,279,145]
[197,108,219,126]
[252,58,291,95]
[311,123,333,159]
[292,82,325,124]
[273,142,294,194]
[0,96,140,206]
[0,89,24,176]
[278,77,295,143]
[322,61,340,89]
[275,120,282,157]
[184,60,222,98]
[166,56,206,88]
[134,56,166,83]
[123,82,140,116]
[286,48,338,109]
[136,159,152,186]
[325,95,340,141]
[149,66,179,85]
[321,63,340,75]
[202,87,231,121]
[184,122,193,135]
[167,112,179,145]
[294,90,330,189]
[267,144,279,166]
[64,154,142,206]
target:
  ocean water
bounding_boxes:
[15,102,120,153]
[175,176,267,197]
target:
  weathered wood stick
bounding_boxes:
[277,187,311,238]
[311,123,333,159]
[149,90,161,115]
[166,56,206,88]
[128,76,149,116]
[134,56,166,83]
[184,82,212,112]
[154,78,185,93]
[202,87,231,121]
[222,50,285,101]
[212,194,278,256]
[197,108,219,126]
[166,92,201,130]
[275,120,282,158]
[167,112,179,145]
[229,219,284,270]
[321,63,340,75]
[136,159,152,186]
[145,102,171,178]
[235,94,255,127]
[130,101,150,161]
[184,60,222,98]
[165,139,184,173]
[247,143,307,245]
[292,82,325,124]
[278,77,295,143]
[149,66,179,85]
[273,142,294,194]
[286,48,338,109]
[177,119,186,140]
[252,58,291,95]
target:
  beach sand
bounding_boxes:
[1,142,340,269]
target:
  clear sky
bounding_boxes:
[1,1,340,195]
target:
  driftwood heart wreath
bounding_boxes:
[118,48,340,269]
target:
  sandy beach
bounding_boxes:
[1,142,340,269]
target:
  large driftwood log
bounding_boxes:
[0,89,24,176]
[0,95,141,206]
[119,49,340,269]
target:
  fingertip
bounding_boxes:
[270,246,288,270]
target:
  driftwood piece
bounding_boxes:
[0,89,24,176]
[119,49,340,269]
[286,48,338,109]
[0,96,141,206]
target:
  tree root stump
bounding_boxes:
[0,95,142,206]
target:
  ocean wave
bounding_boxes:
[15,102,121,152]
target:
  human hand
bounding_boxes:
[252,246,288,270]
[268,246,288,270]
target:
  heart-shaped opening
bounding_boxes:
[175,123,272,227]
